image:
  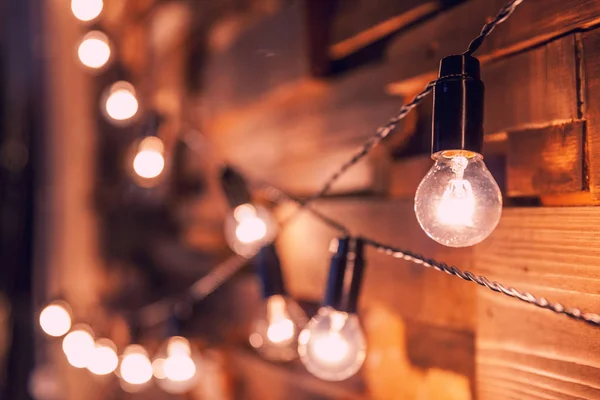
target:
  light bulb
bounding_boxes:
[249,295,307,362]
[224,204,277,257]
[298,307,366,381]
[119,345,153,387]
[103,81,138,122]
[39,301,72,337]
[153,337,201,394]
[87,338,119,376]
[62,325,95,368]
[414,151,502,247]
[71,0,103,21]
[78,31,110,69]
[132,136,165,180]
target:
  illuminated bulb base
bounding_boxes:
[224,204,277,257]
[414,152,502,247]
[298,307,366,381]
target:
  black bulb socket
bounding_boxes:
[432,54,484,156]
[323,237,350,310]
[220,166,253,208]
[257,244,287,299]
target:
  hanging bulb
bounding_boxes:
[119,345,153,390]
[132,136,165,180]
[415,151,502,247]
[249,295,307,362]
[224,204,277,257]
[298,307,366,382]
[299,238,367,381]
[103,81,139,123]
[153,337,201,394]
[62,325,95,368]
[77,31,111,69]
[415,54,502,247]
[39,301,72,337]
[87,338,119,376]
[71,0,103,21]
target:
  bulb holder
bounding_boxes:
[220,166,253,209]
[323,237,350,310]
[257,244,287,298]
[140,110,163,138]
[432,54,484,155]
[343,238,365,314]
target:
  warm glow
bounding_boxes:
[152,358,167,379]
[265,296,295,344]
[235,216,267,244]
[120,346,153,385]
[167,337,192,357]
[133,150,165,179]
[78,31,110,69]
[104,82,138,121]
[311,332,350,365]
[164,354,196,382]
[87,339,119,375]
[39,302,71,337]
[71,0,103,21]
[62,327,95,368]
[436,178,476,227]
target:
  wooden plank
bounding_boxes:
[582,28,600,197]
[483,35,579,135]
[507,122,584,196]
[474,207,600,400]
[277,198,476,332]
[386,0,600,89]
[389,155,433,199]
[201,62,401,196]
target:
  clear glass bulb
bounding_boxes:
[39,301,72,337]
[224,204,277,257]
[414,151,502,247]
[62,325,95,368]
[87,338,119,375]
[249,295,307,362]
[78,31,111,69]
[298,307,366,381]
[119,345,153,388]
[152,337,201,394]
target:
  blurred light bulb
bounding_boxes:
[414,151,502,247]
[249,295,307,362]
[87,339,118,375]
[62,325,95,368]
[71,0,103,21]
[103,81,138,122]
[39,301,72,337]
[120,345,153,386]
[298,307,366,381]
[225,204,277,257]
[153,337,201,394]
[132,137,165,180]
[78,31,110,69]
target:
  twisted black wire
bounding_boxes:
[463,0,525,56]
[362,237,600,328]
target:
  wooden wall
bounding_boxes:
[192,0,600,399]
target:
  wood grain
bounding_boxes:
[507,122,584,196]
[582,28,600,197]
[386,0,600,89]
[474,207,600,400]
[483,35,579,135]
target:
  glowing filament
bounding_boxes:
[266,296,295,344]
[234,204,267,244]
[311,311,349,366]
[436,156,475,227]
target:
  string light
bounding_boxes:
[62,325,95,368]
[153,337,201,394]
[414,55,502,247]
[39,301,72,337]
[132,136,165,180]
[119,345,153,387]
[103,81,139,123]
[87,339,119,376]
[71,0,103,22]
[77,31,111,69]
[298,238,367,381]
[249,245,307,362]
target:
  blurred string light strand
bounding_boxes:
[129,0,597,328]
